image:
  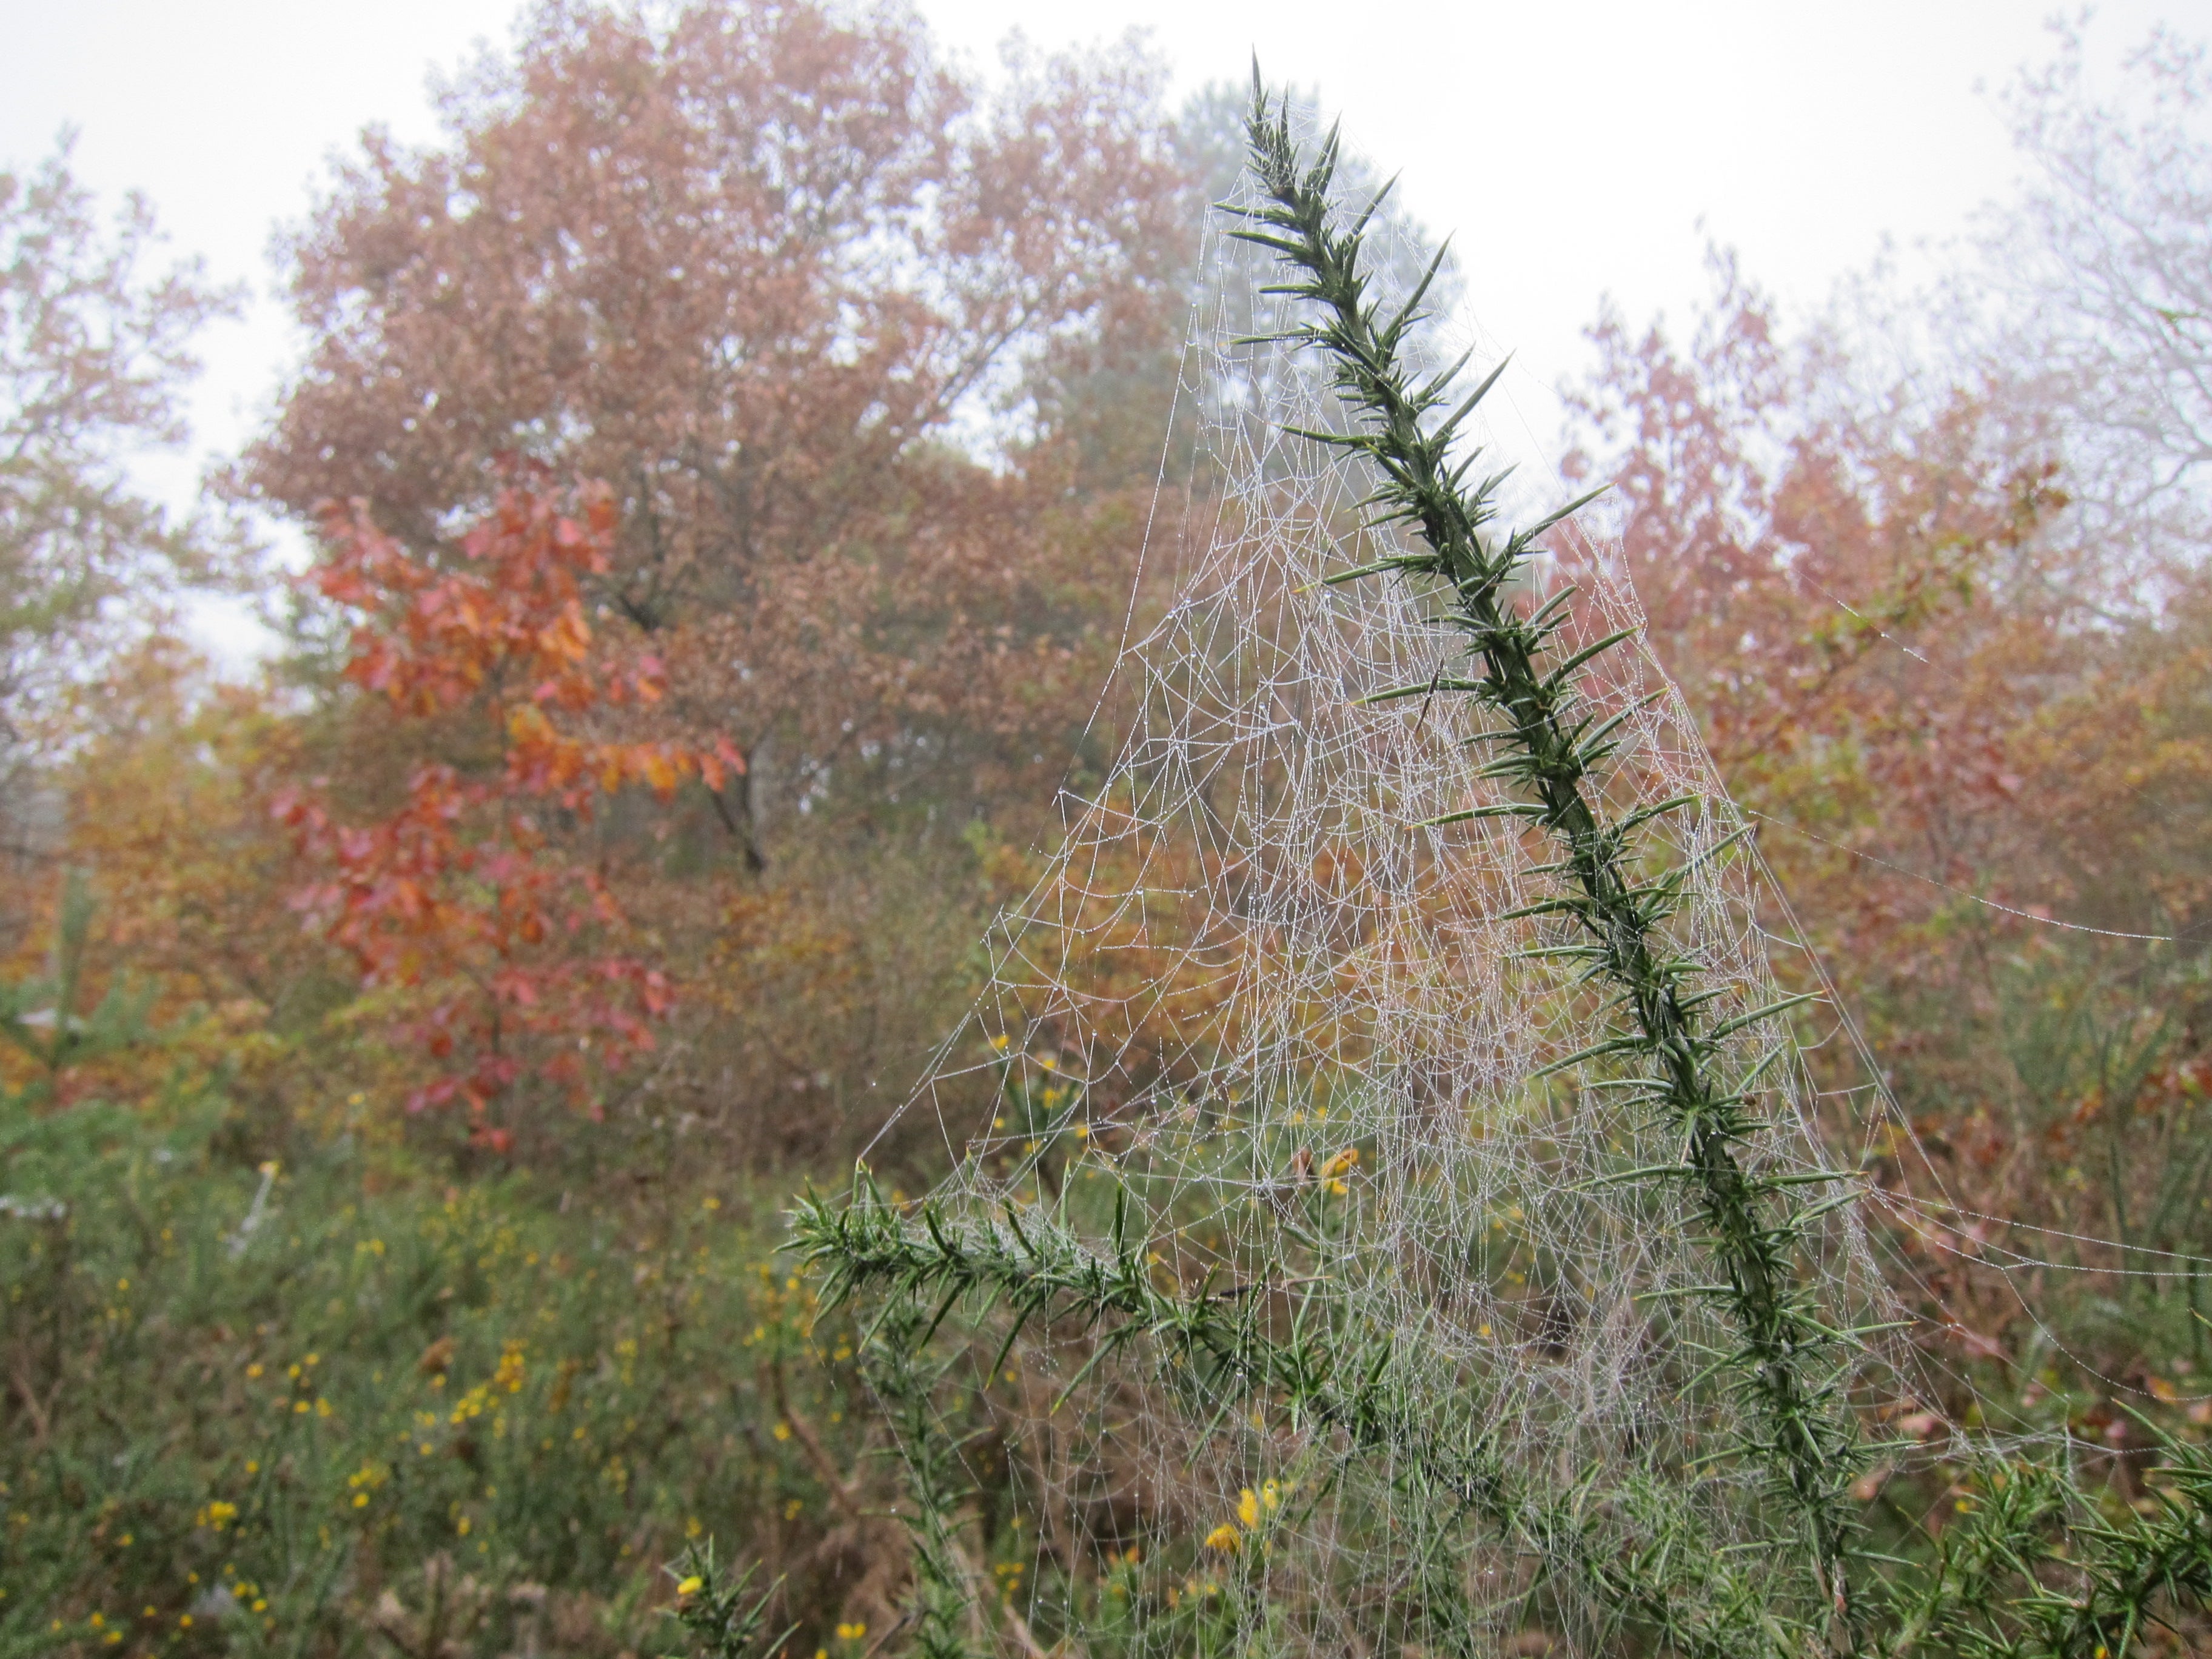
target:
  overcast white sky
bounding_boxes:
[4,0,2206,654]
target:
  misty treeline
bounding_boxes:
[2,4,2209,1653]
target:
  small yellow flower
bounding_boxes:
[990,1033,1010,1052]
[676,1575,704,1597]
[1236,1488,1259,1529]
[1203,1523,1241,1552]
[772,1421,792,1441]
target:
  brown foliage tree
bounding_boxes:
[241,0,1200,1162]
[247,0,1191,864]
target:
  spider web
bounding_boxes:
[854,149,1974,1658]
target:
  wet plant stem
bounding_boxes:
[1227,77,1863,1634]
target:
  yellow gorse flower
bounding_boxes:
[1202,1523,1240,1552]
[1236,1488,1259,1529]
[676,1575,704,1597]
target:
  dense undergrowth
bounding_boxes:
[0,1083,874,1659]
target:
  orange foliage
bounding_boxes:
[1564,257,2212,1381]
[0,640,315,1118]
[275,467,736,1142]
[1563,260,2096,982]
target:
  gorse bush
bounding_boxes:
[794,81,2212,1659]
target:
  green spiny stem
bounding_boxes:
[1227,79,1863,1628]
[865,1299,979,1659]
[2013,1438,2212,1659]
[797,1179,1510,1513]
[659,1545,791,1659]
[794,1179,1799,1659]
[1874,1439,2212,1659]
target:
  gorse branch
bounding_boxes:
[863,1297,980,1659]
[659,1543,791,1659]
[1872,1439,2212,1659]
[1225,74,1866,1629]
[795,1179,1787,1659]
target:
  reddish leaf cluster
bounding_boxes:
[1562,258,2080,968]
[1565,254,2212,1386]
[275,467,737,1141]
